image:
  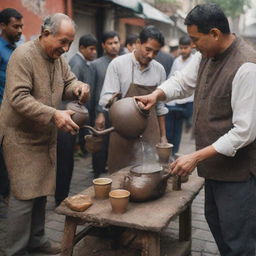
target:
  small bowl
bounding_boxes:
[109,189,130,214]
[93,178,112,200]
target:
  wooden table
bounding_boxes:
[56,168,204,256]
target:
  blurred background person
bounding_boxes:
[55,34,97,206]
[155,45,174,77]
[0,8,23,203]
[124,34,138,53]
[90,31,120,178]
[165,35,195,155]
[169,38,179,59]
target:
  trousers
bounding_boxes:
[5,196,48,256]
[205,177,256,256]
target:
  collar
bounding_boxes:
[77,51,91,65]
[212,35,238,62]
[0,36,16,49]
[34,37,55,63]
[132,51,152,72]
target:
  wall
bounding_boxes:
[0,0,67,41]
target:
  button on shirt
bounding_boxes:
[159,51,256,157]
[99,52,168,116]
[0,37,17,103]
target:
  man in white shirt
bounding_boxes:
[136,4,256,255]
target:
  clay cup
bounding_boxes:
[156,143,173,164]
[109,189,130,214]
[93,178,112,200]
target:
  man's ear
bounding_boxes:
[210,28,220,41]
[0,22,7,30]
[41,28,51,37]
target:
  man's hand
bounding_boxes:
[74,83,90,104]
[95,112,105,131]
[169,145,218,176]
[52,110,79,135]
[135,88,166,111]
[169,153,199,176]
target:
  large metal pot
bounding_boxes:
[122,164,172,202]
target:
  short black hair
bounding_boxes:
[139,25,165,47]
[139,25,164,46]
[79,34,97,47]
[0,8,23,25]
[125,34,138,47]
[179,35,191,46]
[184,3,230,34]
[102,31,119,44]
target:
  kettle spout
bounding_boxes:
[83,125,115,136]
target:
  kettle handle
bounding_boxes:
[124,175,131,183]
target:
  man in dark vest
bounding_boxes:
[136,3,256,256]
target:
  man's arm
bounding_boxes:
[5,48,56,125]
[136,52,201,110]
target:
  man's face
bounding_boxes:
[102,36,120,57]
[187,25,218,58]
[135,38,162,66]
[80,45,97,61]
[179,44,192,60]
[43,20,75,59]
[1,17,23,43]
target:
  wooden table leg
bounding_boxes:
[138,231,160,256]
[60,216,78,256]
[179,204,191,242]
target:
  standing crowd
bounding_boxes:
[1,3,256,256]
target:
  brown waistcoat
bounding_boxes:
[194,37,256,181]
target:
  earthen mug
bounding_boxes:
[93,178,112,200]
[156,143,174,165]
[109,189,130,214]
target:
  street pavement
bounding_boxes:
[0,130,220,256]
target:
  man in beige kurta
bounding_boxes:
[0,14,89,256]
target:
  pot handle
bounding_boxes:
[105,92,122,108]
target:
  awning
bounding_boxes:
[105,0,143,13]
[141,2,174,25]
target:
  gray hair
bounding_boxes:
[41,13,75,35]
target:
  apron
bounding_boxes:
[108,66,160,173]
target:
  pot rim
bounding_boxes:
[93,178,112,185]
[130,164,163,174]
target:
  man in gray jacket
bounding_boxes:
[1,13,89,256]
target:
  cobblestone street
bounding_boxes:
[0,131,220,256]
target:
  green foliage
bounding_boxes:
[205,0,250,18]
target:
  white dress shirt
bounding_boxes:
[159,51,256,157]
